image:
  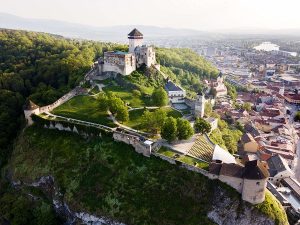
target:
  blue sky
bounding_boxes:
[1,0,300,30]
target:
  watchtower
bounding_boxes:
[195,92,205,118]
[128,28,143,53]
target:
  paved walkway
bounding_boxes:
[107,110,150,136]
[160,134,198,154]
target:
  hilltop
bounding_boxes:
[0,29,289,224]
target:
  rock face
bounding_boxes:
[208,186,275,225]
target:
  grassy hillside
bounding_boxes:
[6,126,288,225]
[10,126,216,225]
[52,95,116,127]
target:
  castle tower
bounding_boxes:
[241,160,269,204]
[195,93,205,118]
[128,28,143,53]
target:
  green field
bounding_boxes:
[123,107,182,130]
[52,95,116,127]
[103,85,152,108]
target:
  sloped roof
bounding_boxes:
[244,123,260,137]
[188,135,215,162]
[243,160,269,180]
[267,155,292,177]
[128,28,143,37]
[219,163,244,178]
[212,145,237,164]
[209,162,222,175]
[241,133,256,144]
[164,81,184,92]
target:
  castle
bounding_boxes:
[96,29,158,76]
[209,159,270,204]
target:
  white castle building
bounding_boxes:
[97,29,157,76]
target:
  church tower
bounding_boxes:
[195,93,205,118]
[128,28,143,53]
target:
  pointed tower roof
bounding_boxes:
[128,28,143,39]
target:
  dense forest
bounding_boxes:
[156,48,219,96]
[0,29,126,166]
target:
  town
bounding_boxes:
[22,28,300,222]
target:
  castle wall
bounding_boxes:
[242,178,267,204]
[136,46,156,68]
[113,132,152,157]
[219,175,244,193]
[168,90,186,103]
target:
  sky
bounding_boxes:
[1,0,300,31]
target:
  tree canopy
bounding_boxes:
[0,29,119,165]
[177,118,194,140]
[161,117,177,142]
[152,87,169,106]
[194,117,211,134]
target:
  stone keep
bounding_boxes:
[128,28,143,53]
[195,93,205,118]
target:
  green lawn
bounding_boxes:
[123,107,182,130]
[177,155,209,170]
[157,147,209,170]
[103,85,151,108]
[52,95,116,127]
[157,146,177,157]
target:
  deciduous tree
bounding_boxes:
[177,118,194,140]
[194,117,211,134]
[161,117,177,142]
[152,87,168,106]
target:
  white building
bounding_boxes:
[164,80,186,103]
[97,28,157,76]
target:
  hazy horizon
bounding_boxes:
[1,0,300,31]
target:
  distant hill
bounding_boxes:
[2,12,300,42]
[0,12,208,42]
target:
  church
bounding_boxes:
[96,29,157,76]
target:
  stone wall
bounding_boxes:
[219,175,243,193]
[152,153,176,164]
[113,132,152,157]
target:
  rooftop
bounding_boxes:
[164,81,184,92]
[243,160,269,180]
[267,155,292,177]
[128,28,143,38]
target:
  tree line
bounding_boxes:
[0,29,125,167]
